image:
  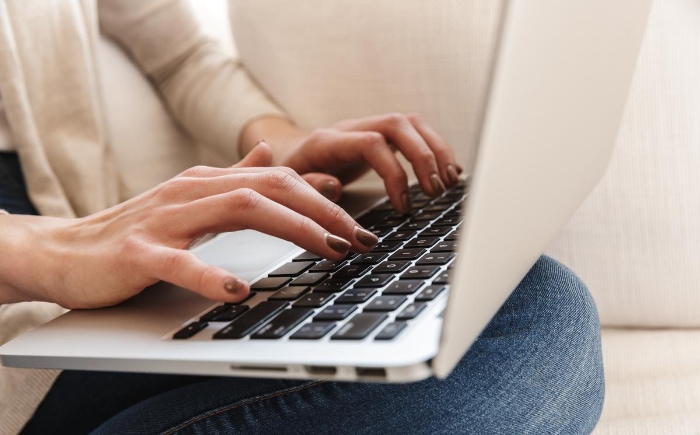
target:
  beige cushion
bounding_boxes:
[230,0,700,327]
[594,328,700,434]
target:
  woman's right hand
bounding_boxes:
[0,142,378,309]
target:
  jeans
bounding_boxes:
[0,152,39,215]
[3,154,604,434]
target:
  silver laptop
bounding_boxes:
[0,0,652,382]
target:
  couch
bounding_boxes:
[2,0,698,433]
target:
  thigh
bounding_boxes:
[92,256,604,435]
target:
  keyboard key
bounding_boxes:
[433,271,451,284]
[213,301,288,339]
[293,251,322,262]
[356,210,392,228]
[312,278,354,293]
[200,305,232,321]
[422,204,451,212]
[371,240,402,252]
[373,260,410,274]
[416,253,455,265]
[389,248,426,261]
[431,241,458,252]
[210,305,249,322]
[364,296,407,312]
[333,264,371,279]
[385,230,416,241]
[445,230,460,241]
[289,272,329,286]
[268,286,310,301]
[335,289,377,304]
[310,259,345,272]
[400,266,440,280]
[293,292,335,308]
[396,303,427,320]
[331,313,388,340]
[354,274,394,288]
[224,291,257,305]
[404,237,439,249]
[375,322,408,340]
[251,277,290,291]
[290,321,337,340]
[269,261,315,277]
[382,280,424,295]
[314,305,358,321]
[352,253,388,265]
[416,285,447,301]
[370,227,393,237]
[434,216,462,226]
[412,211,443,221]
[398,221,429,231]
[173,321,208,339]
[374,216,410,228]
[419,227,451,237]
[251,308,314,339]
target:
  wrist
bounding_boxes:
[239,116,307,166]
[0,215,69,305]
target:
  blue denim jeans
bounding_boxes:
[5,154,604,434]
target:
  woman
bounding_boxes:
[0,0,604,433]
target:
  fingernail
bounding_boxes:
[401,192,413,213]
[430,173,446,196]
[456,164,465,174]
[224,278,245,295]
[447,164,460,185]
[255,139,267,146]
[320,180,337,200]
[355,226,379,248]
[325,233,352,254]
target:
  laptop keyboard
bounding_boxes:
[173,181,466,341]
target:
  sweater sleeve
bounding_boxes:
[97,0,285,162]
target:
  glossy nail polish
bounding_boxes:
[447,164,460,185]
[325,233,352,254]
[224,278,245,295]
[430,173,446,196]
[320,180,337,200]
[355,226,379,248]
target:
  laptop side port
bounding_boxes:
[305,365,337,376]
[356,367,387,379]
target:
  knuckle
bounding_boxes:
[363,131,385,146]
[309,128,333,143]
[417,149,437,167]
[264,169,298,191]
[323,201,346,224]
[406,112,422,124]
[180,165,211,177]
[384,112,408,129]
[159,249,184,274]
[231,188,262,212]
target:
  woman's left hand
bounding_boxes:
[240,114,462,213]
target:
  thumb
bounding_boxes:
[149,247,250,303]
[302,172,343,202]
[234,140,273,168]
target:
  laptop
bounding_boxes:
[0,0,652,382]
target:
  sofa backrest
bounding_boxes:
[229,0,700,327]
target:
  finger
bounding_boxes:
[301,172,343,202]
[325,130,412,213]
[175,188,364,259]
[233,141,273,168]
[406,113,461,187]
[338,114,445,197]
[147,246,250,303]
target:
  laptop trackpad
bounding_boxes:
[193,230,299,282]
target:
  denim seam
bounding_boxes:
[160,380,328,435]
